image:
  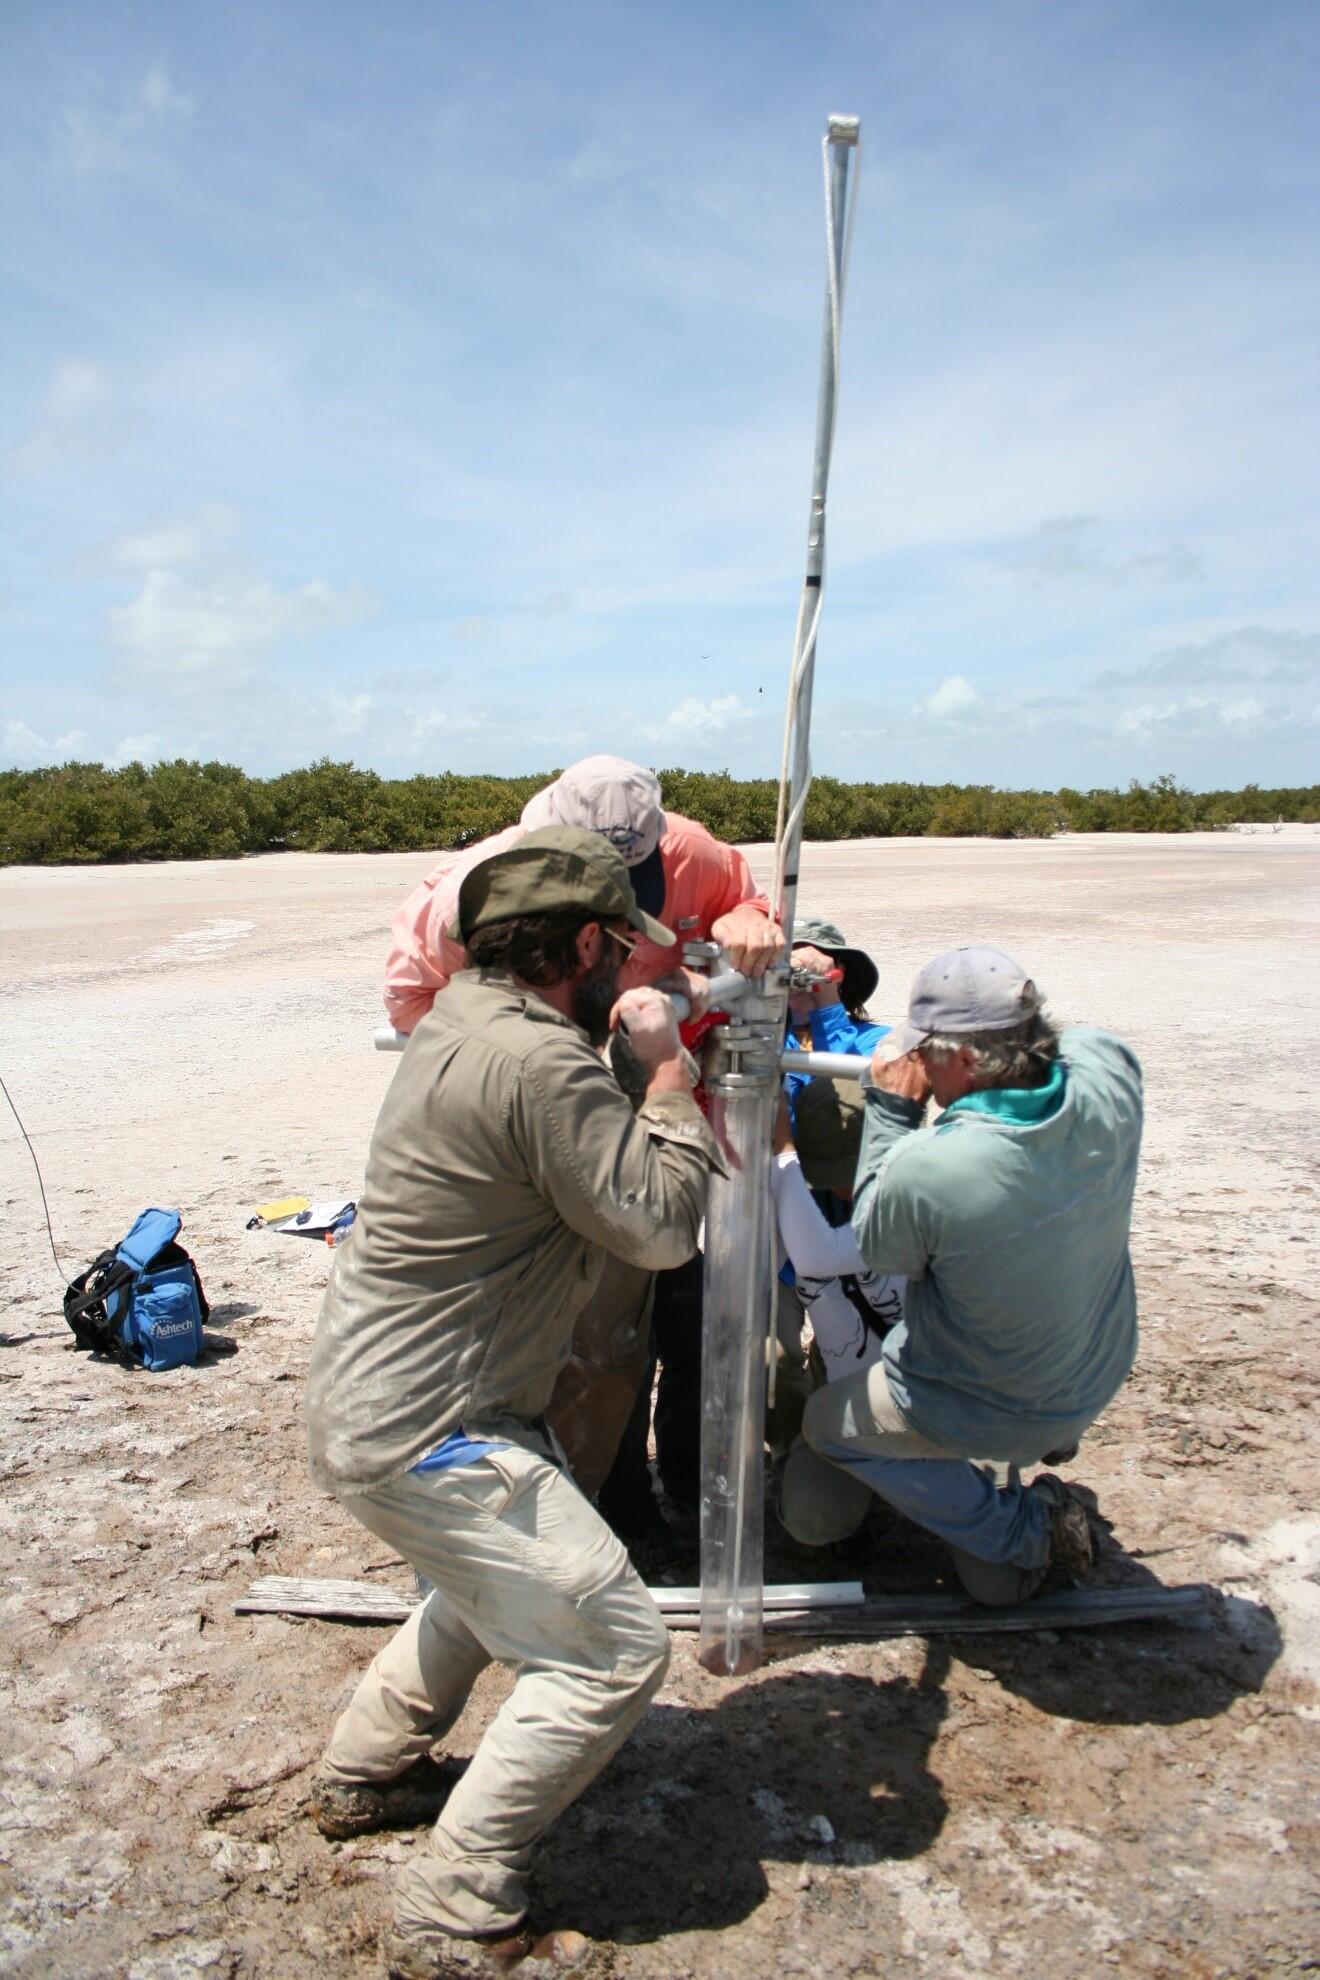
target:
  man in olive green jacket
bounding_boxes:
[305,827,723,1980]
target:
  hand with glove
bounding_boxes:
[611,986,698,1095]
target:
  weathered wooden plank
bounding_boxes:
[682,1585,1213,1637]
[238,1576,413,1622]
[236,1576,1212,1638]
[235,1576,863,1622]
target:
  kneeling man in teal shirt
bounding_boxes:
[782,944,1143,1605]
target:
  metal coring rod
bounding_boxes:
[773,111,860,953]
[697,114,862,1681]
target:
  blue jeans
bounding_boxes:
[793,1361,1053,1571]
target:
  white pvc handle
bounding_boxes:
[780,1048,866,1081]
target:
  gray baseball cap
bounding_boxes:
[878,945,1038,1059]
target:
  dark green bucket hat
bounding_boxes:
[795,1076,866,1193]
[455,825,675,948]
[792,915,879,1011]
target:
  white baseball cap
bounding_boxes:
[522,755,666,867]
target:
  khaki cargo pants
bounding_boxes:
[322,1441,670,1941]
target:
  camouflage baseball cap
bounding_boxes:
[455,825,674,947]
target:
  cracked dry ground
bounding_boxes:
[2,831,1318,1979]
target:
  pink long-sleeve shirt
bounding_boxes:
[383,808,772,1035]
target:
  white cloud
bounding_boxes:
[3,721,90,768]
[1093,626,1320,693]
[533,591,572,618]
[1091,625,1319,747]
[922,675,980,721]
[448,593,571,648]
[109,568,369,679]
[1116,691,1282,741]
[1117,701,1181,737]
[13,360,116,472]
[140,64,193,120]
[107,733,163,767]
[4,721,47,766]
[50,361,111,421]
[645,693,751,744]
[58,62,193,179]
[110,505,239,571]
[103,506,374,689]
[1012,516,1204,587]
[323,692,373,737]
[1218,697,1265,727]
[412,709,488,738]
[1131,544,1203,583]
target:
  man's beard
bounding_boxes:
[570,947,621,1048]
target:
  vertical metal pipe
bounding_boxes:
[774,115,860,950]
[698,115,861,1680]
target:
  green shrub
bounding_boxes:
[0,758,1315,866]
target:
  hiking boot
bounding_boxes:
[1028,1473,1094,1581]
[308,1753,465,1840]
[949,1476,1093,1607]
[1040,1442,1079,1467]
[382,1924,594,1980]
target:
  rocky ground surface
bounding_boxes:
[1,830,1317,1979]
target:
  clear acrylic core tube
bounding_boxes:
[698,1028,780,1677]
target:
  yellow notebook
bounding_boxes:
[251,1195,311,1226]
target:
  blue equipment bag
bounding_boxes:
[63,1208,209,1371]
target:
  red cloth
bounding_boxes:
[383,810,771,1035]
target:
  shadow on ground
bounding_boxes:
[533,1649,955,1942]
[527,1485,1283,1944]
[947,1484,1283,1726]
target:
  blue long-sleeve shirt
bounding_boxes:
[785,1002,891,1109]
[780,1004,892,1287]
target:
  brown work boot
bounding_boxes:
[1028,1473,1094,1581]
[382,1924,594,1980]
[308,1753,465,1840]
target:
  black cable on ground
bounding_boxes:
[0,1070,72,1292]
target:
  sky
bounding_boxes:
[2,0,1317,792]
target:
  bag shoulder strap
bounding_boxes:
[63,1252,137,1361]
